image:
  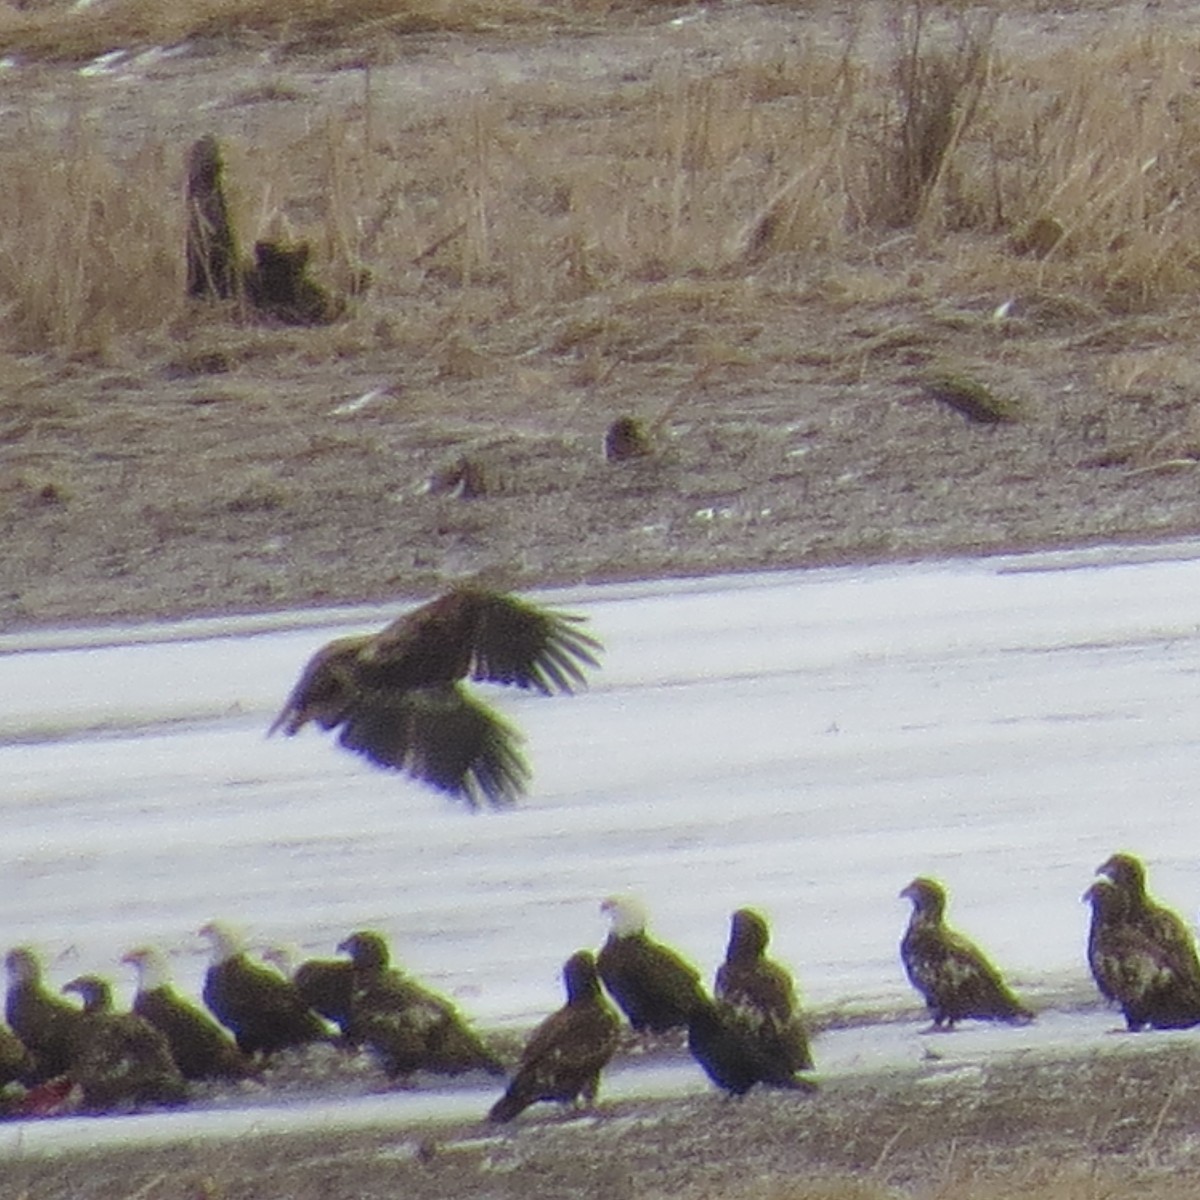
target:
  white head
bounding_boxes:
[261,945,298,978]
[600,894,649,937]
[121,946,172,992]
[198,921,246,964]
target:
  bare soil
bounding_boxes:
[6,0,1200,632]
[6,4,1200,1196]
[11,1038,1200,1200]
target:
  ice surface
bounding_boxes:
[4,539,1200,1149]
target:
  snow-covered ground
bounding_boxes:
[4,538,1200,1151]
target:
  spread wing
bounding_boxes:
[335,684,529,807]
[268,589,599,806]
[371,588,601,694]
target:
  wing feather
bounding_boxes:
[336,684,529,807]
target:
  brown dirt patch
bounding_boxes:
[5,1,1200,630]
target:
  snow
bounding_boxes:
[4,538,1200,1151]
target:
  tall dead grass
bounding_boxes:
[3,2,1200,358]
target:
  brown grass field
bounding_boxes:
[5,0,1200,1195]
[6,0,1200,628]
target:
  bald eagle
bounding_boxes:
[596,896,707,1035]
[122,946,255,1081]
[339,930,504,1079]
[1096,853,1200,991]
[199,922,332,1056]
[488,950,620,1122]
[714,908,814,1077]
[61,975,187,1112]
[269,587,601,808]
[1084,879,1200,1031]
[899,878,1033,1030]
[5,947,86,1082]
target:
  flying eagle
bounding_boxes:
[488,950,620,1122]
[1095,853,1200,991]
[596,895,707,1035]
[1084,878,1200,1031]
[899,878,1033,1030]
[269,587,601,808]
[338,930,504,1079]
[714,908,814,1077]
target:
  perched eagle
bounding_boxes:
[1096,853,1200,991]
[899,878,1033,1030]
[714,908,814,1077]
[1083,879,1200,1031]
[339,930,504,1079]
[199,922,332,1056]
[262,944,356,1038]
[488,950,620,1123]
[596,896,707,1035]
[5,946,86,1083]
[269,587,601,808]
[687,997,819,1097]
[122,946,255,1081]
[61,975,188,1112]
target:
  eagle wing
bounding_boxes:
[335,683,529,807]
[371,588,601,695]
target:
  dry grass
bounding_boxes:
[3,0,1200,364]
[0,0,563,62]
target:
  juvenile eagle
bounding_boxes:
[338,930,504,1079]
[1084,878,1200,1031]
[262,944,356,1038]
[596,895,707,1035]
[488,950,620,1122]
[1095,853,1200,991]
[714,908,814,1077]
[899,878,1033,1030]
[61,975,188,1113]
[269,587,601,808]
[687,997,819,1097]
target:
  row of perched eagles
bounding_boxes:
[3,851,1194,1120]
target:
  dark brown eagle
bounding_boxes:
[1084,878,1200,1031]
[199,922,332,1057]
[714,908,814,1077]
[61,975,188,1112]
[488,950,620,1122]
[1096,853,1200,991]
[269,587,601,808]
[5,946,86,1083]
[596,895,707,1035]
[899,878,1033,1030]
[338,930,504,1079]
[0,1020,34,1089]
[122,946,255,1081]
[687,997,819,1097]
[262,944,356,1038]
